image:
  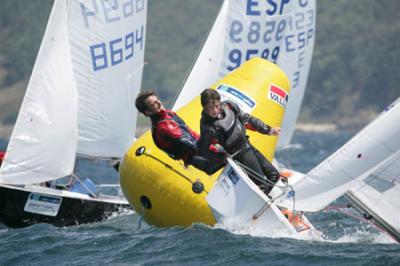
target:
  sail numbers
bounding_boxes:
[224,0,315,76]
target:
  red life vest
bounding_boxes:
[151,110,198,163]
[0,151,5,165]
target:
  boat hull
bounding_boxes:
[0,185,131,228]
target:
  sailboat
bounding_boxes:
[119,0,320,237]
[0,0,147,228]
[273,98,400,243]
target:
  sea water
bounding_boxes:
[0,132,399,266]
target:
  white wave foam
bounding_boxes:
[213,217,324,242]
[212,217,398,245]
[325,228,396,244]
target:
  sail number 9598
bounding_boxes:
[227,47,279,71]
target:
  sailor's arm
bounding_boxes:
[245,114,281,136]
[157,120,197,151]
[198,125,215,155]
[197,125,226,175]
[228,101,280,136]
[199,124,225,155]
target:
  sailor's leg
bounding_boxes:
[189,155,226,175]
[251,146,279,195]
[234,149,268,192]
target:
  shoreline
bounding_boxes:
[295,123,338,133]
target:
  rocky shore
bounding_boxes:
[295,123,338,133]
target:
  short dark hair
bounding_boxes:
[135,90,156,114]
[201,88,221,107]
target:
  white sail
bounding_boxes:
[173,0,316,145]
[0,0,78,184]
[275,99,400,212]
[69,0,147,158]
[0,0,147,185]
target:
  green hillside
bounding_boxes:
[0,0,399,130]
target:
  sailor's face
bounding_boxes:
[204,100,221,118]
[144,95,164,116]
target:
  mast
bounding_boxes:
[345,191,400,243]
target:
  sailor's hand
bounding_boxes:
[183,162,189,169]
[280,175,289,184]
[209,144,226,154]
[270,127,281,136]
[214,144,226,154]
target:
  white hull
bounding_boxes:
[207,159,318,237]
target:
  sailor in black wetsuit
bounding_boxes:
[198,89,281,196]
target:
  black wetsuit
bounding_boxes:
[199,101,279,195]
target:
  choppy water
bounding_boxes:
[1,132,400,266]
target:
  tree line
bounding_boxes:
[0,0,399,129]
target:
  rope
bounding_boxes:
[233,159,290,189]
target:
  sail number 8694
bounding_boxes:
[89,26,144,72]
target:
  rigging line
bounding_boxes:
[142,152,209,194]
[306,53,399,116]
[311,71,374,112]
[233,159,290,189]
[322,204,352,212]
[233,157,297,212]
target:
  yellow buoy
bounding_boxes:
[120,58,290,227]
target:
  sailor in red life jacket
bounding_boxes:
[0,151,4,166]
[135,90,225,175]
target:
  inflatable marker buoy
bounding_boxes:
[120,58,290,227]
